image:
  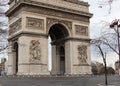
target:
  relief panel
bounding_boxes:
[26,17,44,30]
[9,18,22,35]
[29,40,41,63]
[75,25,88,36]
[77,45,87,64]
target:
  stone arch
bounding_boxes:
[47,20,72,37]
[48,23,69,75]
[48,23,70,41]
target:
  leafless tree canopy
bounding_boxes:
[0,0,9,53]
[98,0,117,14]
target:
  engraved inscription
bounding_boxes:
[26,17,44,30]
[75,25,88,36]
[77,45,87,64]
[29,40,41,63]
[9,18,22,35]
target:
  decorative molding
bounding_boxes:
[18,63,47,65]
[6,0,92,22]
[47,18,72,30]
[8,31,48,41]
[75,25,88,36]
[63,0,88,6]
[51,37,90,45]
[29,40,41,63]
[77,45,87,64]
[25,6,90,22]
[9,18,22,35]
[26,17,44,30]
[73,64,90,66]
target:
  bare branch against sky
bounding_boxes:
[97,0,115,14]
[0,0,9,54]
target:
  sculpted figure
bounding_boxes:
[29,40,41,63]
[78,45,87,64]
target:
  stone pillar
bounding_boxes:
[7,43,16,75]
[71,41,92,75]
[56,46,61,74]
[65,41,72,75]
[17,36,49,75]
[51,45,61,75]
[51,45,57,74]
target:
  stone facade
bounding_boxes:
[6,0,92,75]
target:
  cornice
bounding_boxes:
[6,0,93,18]
[8,31,48,41]
[18,63,47,65]
[51,37,91,45]
[73,64,90,66]
[63,0,89,6]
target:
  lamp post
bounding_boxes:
[110,19,120,75]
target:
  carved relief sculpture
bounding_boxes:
[75,25,88,36]
[29,40,41,63]
[47,18,72,30]
[9,18,22,35]
[77,45,87,64]
[26,17,44,30]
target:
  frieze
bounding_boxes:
[18,63,47,65]
[7,0,91,16]
[25,6,89,22]
[77,45,87,64]
[63,0,88,6]
[9,18,22,35]
[26,17,44,30]
[7,2,91,22]
[29,40,41,63]
[47,18,72,30]
[75,25,88,36]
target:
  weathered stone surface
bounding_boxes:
[6,0,92,75]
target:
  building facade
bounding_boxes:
[6,0,92,75]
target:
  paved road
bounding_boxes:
[0,75,119,86]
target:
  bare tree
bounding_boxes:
[91,19,120,83]
[91,38,108,85]
[98,0,117,14]
[97,20,120,62]
[0,0,9,53]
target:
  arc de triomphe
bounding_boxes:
[6,0,92,75]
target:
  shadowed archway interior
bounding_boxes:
[48,23,69,75]
[49,24,69,41]
[13,42,18,75]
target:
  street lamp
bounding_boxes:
[110,19,120,75]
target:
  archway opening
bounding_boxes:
[48,23,69,75]
[13,42,18,75]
